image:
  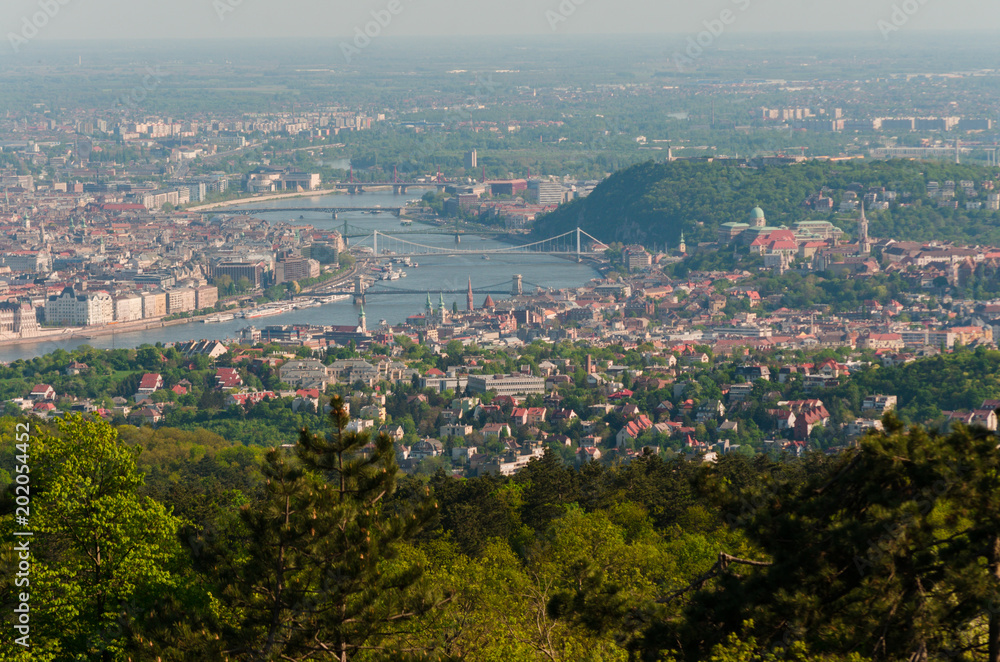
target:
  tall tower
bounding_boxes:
[678,231,686,255]
[956,138,961,165]
[512,274,523,296]
[425,292,433,316]
[858,203,870,255]
[358,303,367,334]
[467,277,474,311]
[439,293,447,323]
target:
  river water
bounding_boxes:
[0,189,599,361]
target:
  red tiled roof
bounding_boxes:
[138,374,162,390]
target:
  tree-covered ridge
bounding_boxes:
[534,159,1000,247]
[5,408,1000,659]
[825,346,1000,424]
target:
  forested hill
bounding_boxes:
[533,158,1000,247]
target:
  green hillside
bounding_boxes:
[534,159,1000,247]
[828,347,1000,424]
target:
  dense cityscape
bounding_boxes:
[5,6,1000,661]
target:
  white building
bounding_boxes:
[167,288,197,314]
[279,359,331,389]
[45,288,113,326]
[527,179,565,205]
[467,374,546,397]
[114,294,144,323]
[141,290,168,319]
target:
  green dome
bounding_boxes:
[751,207,766,219]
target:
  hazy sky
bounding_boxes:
[2,0,997,41]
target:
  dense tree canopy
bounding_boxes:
[536,159,1000,248]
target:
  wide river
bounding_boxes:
[0,188,599,361]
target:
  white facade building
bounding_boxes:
[114,295,144,323]
[45,288,113,326]
[467,374,546,397]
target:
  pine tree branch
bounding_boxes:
[815,451,862,495]
[656,553,772,604]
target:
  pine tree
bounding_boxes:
[639,417,1000,661]
[547,418,1000,661]
[213,396,450,661]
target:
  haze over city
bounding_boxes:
[5,1,1000,661]
[1,0,999,41]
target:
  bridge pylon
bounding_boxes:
[353,275,367,304]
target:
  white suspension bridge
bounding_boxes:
[351,227,605,260]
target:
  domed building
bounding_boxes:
[717,207,785,245]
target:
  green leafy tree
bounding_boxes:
[11,416,183,660]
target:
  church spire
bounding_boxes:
[858,203,870,255]
[467,277,474,311]
[425,292,433,312]
[359,302,367,334]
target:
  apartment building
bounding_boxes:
[45,288,113,326]
[466,374,546,397]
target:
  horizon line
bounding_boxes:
[6,29,1000,43]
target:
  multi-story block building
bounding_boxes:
[195,285,219,310]
[45,288,113,326]
[167,288,197,314]
[275,257,321,283]
[0,301,40,339]
[114,294,144,323]
[279,359,331,389]
[467,374,546,397]
[140,291,168,319]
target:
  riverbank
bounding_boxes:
[0,266,362,350]
[2,315,222,349]
[187,187,346,212]
[187,183,435,213]
[0,190,603,361]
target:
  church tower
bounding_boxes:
[467,277,474,311]
[425,292,433,318]
[678,231,687,255]
[439,293,448,323]
[358,303,367,334]
[858,203,871,255]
